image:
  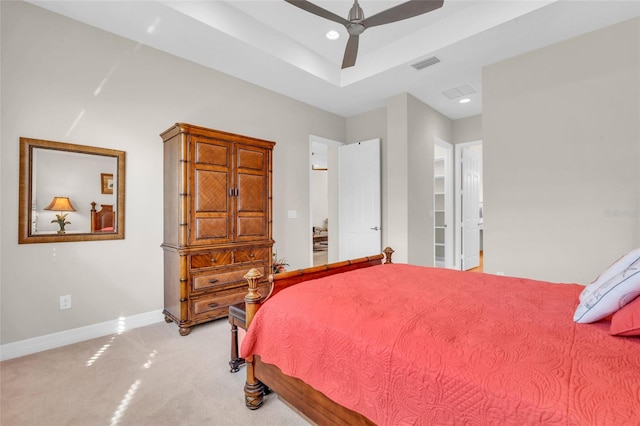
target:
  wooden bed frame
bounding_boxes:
[242,247,394,425]
[90,202,115,232]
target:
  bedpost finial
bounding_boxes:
[244,268,263,303]
[244,268,264,329]
[383,247,394,264]
[244,268,263,289]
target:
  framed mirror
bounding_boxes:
[19,137,126,244]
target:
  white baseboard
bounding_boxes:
[0,310,164,361]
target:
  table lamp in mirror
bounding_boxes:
[44,196,77,234]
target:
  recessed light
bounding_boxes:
[326,30,340,40]
[459,98,471,104]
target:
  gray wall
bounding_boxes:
[384,94,411,262]
[407,95,454,266]
[372,94,454,264]
[483,17,640,283]
[1,1,345,344]
[453,115,482,145]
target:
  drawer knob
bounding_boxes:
[208,302,218,308]
[209,278,219,284]
[211,258,216,263]
[250,253,255,258]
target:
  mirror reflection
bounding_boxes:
[19,137,125,244]
[32,148,118,234]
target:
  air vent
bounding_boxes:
[442,84,477,100]
[411,56,441,70]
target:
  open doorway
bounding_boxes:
[308,136,381,267]
[310,147,328,266]
[455,141,483,271]
[309,136,343,266]
[434,139,454,268]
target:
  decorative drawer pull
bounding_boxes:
[250,253,254,258]
[211,258,216,263]
[209,278,218,284]
[208,302,218,308]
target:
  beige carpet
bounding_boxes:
[1,319,309,426]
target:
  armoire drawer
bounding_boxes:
[191,251,232,270]
[234,247,270,263]
[191,291,246,320]
[192,264,267,292]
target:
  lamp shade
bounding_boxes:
[44,196,76,212]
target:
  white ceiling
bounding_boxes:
[27,0,640,119]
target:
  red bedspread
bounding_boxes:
[241,264,640,425]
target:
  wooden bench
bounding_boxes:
[229,303,247,372]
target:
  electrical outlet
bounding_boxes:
[60,295,72,310]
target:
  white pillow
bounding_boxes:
[574,257,640,323]
[579,248,640,303]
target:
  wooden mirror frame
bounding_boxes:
[19,137,126,244]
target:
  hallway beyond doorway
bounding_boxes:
[468,251,484,273]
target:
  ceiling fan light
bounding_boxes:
[326,30,340,40]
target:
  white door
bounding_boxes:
[338,139,381,261]
[461,146,480,270]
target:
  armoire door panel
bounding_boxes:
[237,173,265,212]
[195,138,230,166]
[237,146,266,171]
[236,216,267,240]
[194,217,231,242]
[195,170,229,212]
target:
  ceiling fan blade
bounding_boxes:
[284,0,350,26]
[362,0,444,28]
[341,34,359,69]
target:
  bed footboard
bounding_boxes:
[242,247,394,417]
[248,356,374,424]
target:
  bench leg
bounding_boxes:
[229,322,245,373]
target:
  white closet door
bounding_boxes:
[461,147,480,270]
[338,139,381,261]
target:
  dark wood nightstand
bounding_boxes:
[229,303,247,372]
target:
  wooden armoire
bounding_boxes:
[161,123,274,335]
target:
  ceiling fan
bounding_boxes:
[284,0,445,69]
